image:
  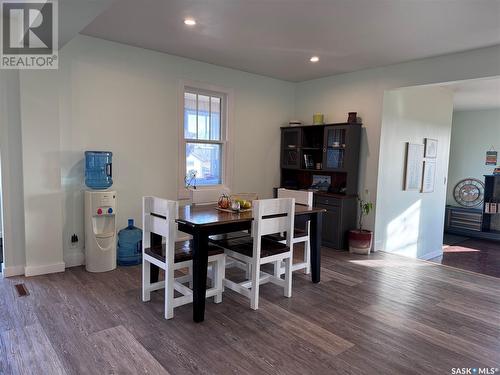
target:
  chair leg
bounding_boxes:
[273,260,285,278]
[142,259,151,302]
[214,257,225,304]
[164,267,174,320]
[273,261,280,278]
[245,263,251,280]
[284,257,292,298]
[304,239,311,275]
[250,261,260,310]
[222,262,226,293]
[209,264,215,287]
[188,263,193,288]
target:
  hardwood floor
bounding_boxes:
[1,249,499,374]
[430,237,500,278]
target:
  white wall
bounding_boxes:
[20,70,65,276]
[294,45,500,257]
[0,169,2,238]
[20,35,295,269]
[447,108,500,205]
[376,86,453,260]
[0,70,26,276]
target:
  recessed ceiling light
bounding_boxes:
[310,56,319,63]
[184,18,196,26]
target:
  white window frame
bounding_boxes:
[178,80,233,199]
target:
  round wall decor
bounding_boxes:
[453,178,485,207]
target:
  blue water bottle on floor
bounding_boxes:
[117,219,142,266]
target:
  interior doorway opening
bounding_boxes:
[376,76,500,278]
[428,77,500,277]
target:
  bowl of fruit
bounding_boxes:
[230,193,258,211]
[232,198,252,210]
[217,193,258,212]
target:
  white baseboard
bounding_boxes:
[64,249,85,268]
[24,262,65,277]
[418,250,443,261]
[2,264,25,277]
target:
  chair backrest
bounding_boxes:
[190,187,230,205]
[277,188,313,207]
[252,198,295,256]
[142,196,178,265]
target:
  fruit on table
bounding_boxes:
[233,198,251,209]
[218,194,231,209]
[242,200,252,209]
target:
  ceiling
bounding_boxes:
[442,77,500,111]
[59,0,114,48]
[82,0,500,82]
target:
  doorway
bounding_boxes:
[429,77,500,277]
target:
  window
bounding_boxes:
[180,86,228,194]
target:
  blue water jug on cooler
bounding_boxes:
[85,151,113,189]
[117,219,142,266]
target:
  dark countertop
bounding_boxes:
[275,187,357,199]
[313,191,358,199]
[280,122,362,129]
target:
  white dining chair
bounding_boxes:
[213,198,295,310]
[273,188,313,276]
[142,196,226,319]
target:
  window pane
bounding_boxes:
[184,92,197,139]
[197,95,210,140]
[210,97,221,140]
[186,142,222,186]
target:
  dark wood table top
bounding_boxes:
[177,203,325,227]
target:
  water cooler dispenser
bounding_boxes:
[84,151,116,272]
[84,190,117,272]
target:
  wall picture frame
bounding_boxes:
[421,160,436,193]
[424,138,438,158]
[486,150,497,165]
[404,143,424,191]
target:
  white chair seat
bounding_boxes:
[211,235,290,259]
[145,240,225,264]
[265,227,308,242]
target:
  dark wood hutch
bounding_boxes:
[279,123,362,249]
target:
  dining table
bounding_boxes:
[149,203,325,322]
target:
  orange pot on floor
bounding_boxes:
[348,230,373,254]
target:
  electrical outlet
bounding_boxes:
[70,234,79,249]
